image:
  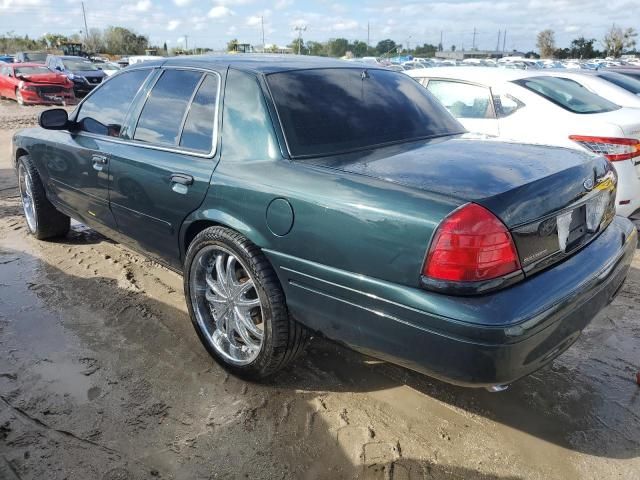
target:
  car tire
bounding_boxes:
[184,226,308,379]
[17,155,70,239]
[15,88,24,106]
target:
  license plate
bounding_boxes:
[43,95,63,102]
[557,205,586,252]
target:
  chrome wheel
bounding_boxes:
[190,246,264,365]
[18,164,37,233]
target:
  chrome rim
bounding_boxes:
[190,245,264,365]
[18,164,37,233]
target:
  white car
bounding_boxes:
[406,67,640,218]
[540,70,640,109]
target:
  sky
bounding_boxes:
[0,0,637,53]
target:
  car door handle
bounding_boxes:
[91,154,108,171]
[170,173,193,194]
[170,173,194,186]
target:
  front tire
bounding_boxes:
[184,226,308,379]
[17,155,70,239]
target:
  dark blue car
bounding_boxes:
[45,55,106,97]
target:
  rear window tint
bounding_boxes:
[266,68,463,157]
[134,70,202,145]
[179,74,219,152]
[514,76,619,114]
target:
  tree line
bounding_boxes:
[536,25,638,59]
[1,27,151,56]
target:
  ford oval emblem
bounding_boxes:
[583,178,594,191]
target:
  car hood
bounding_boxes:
[17,73,68,85]
[306,137,608,227]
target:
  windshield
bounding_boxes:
[598,72,640,95]
[266,68,463,157]
[514,76,620,114]
[63,59,99,71]
[23,52,46,62]
[15,66,52,76]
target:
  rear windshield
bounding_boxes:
[514,76,620,114]
[598,72,640,95]
[266,68,463,157]
[23,52,46,62]
[15,66,51,76]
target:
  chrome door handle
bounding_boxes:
[92,154,108,171]
[170,173,193,194]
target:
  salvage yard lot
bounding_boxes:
[0,100,639,480]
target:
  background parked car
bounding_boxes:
[608,67,640,82]
[14,51,47,63]
[45,54,106,96]
[406,67,640,220]
[541,69,640,108]
[0,54,14,63]
[0,62,75,105]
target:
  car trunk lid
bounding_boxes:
[308,137,616,275]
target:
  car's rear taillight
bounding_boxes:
[569,135,640,161]
[423,203,521,283]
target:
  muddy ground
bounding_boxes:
[0,99,639,480]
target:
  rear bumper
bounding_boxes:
[612,160,640,218]
[272,216,636,387]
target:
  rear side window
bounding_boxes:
[598,72,640,95]
[427,80,495,119]
[77,69,151,137]
[514,76,620,114]
[266,68,463,157]
[222,69,279,161]
[134,70,203,145]
[179,74,219,152]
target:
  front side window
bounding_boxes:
[514,76,620,114]
[77,69,151,137]
[266,68,462,157]
[427,80,495,119]
[179,74,219,152]
[134,69,203,145]
[221,69,279,161]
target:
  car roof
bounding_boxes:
[129,54,380,74]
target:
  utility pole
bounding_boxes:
[184,35,189,52]
[81,1,89,43]
[502,30,506,53]
[367,21,370,48]
[496,29,501,51]
[294,25,306,55]
[440,30,443,51]
[472,27,476,50]
[261,16,265,52]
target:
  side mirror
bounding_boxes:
[39,109,70,130]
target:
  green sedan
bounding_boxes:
[12,55,635,390]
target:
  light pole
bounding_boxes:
[294,25,306,55]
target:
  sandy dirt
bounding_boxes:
[0,99,639,480]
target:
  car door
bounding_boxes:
[106,68,221,266]
[425,79,500,137]
[42,68,153,235]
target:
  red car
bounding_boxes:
[0,63,76,105]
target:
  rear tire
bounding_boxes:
[17,155,70,240]
[184,226,308,379]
